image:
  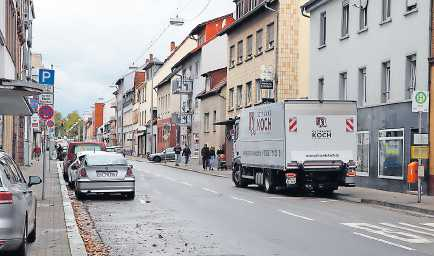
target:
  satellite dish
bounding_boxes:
[360,0,368,9]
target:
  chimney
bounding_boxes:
[149,54,153,61]
[145,58,150,64]
[170,41,176,52]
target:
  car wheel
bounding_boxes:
[232,165,247,188]
[75,187,85,200]
[264,171,275,194]
[154,156,161,162]
[27,206,37,243]
[125,192,135,200]
[63,170,69,182]
[16,221,27,256]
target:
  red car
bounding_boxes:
[63,142,106,182]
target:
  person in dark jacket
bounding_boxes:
[201,144,210,170]
[174,144,182,166]
[209,146,216,171]
[182,145,191,165]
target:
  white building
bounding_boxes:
[302,0,430,192]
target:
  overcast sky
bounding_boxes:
[32,0,234,116]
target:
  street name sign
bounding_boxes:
[412,90,429,113]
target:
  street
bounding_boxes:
[77,160,434,256]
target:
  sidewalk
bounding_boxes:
[21,159,71,256]
[336,186,434,215]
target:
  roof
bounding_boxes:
[196,79,226,100]
[173,47,202,70]
[301,0,328,13]
[218,0,277,36]
[190,13,234,36]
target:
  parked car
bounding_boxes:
[106,146,123,153]
[67,151,94,187]
[73,152,135,200]
[63,142,106,182]
[147,147,176,162]
[0,151,42,256]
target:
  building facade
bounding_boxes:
[302,0,431,193]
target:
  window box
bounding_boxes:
[318,44,326,50]
[404,8,418,16]
[379,17,392,26]
[339,34,349,41]
[357,27,368,34]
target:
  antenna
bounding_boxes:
[170,14,185,26]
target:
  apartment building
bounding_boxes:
[302,0,431,193]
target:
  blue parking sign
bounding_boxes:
[38,69,55,86]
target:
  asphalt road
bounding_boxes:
[82,160,434,256]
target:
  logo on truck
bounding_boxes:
[248,110,272,136]
[312,116,332,139]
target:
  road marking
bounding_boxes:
[320,200,337,203]
[353,232,415,251]
[399,223,434,232]
[265,196,288,199]
[342,223,431,244]
[380,223,434,237]
[179,181,193,187]
[423,223,434,228]
[230,196,254,204]
[278,209,314,221]
[201,187,219,194]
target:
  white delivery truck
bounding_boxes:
[232,100,357,194]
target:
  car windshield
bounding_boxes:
[86,154,127,166]
[74,145,102,154]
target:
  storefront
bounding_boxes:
[356,102,429,193]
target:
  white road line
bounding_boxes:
[201,187,219,194]
[380,223,434,237]
[278,209,314,221]
[140,199,147,205]
[179,181,193,187]
[265,196,288,199]
[399,223,434,232]
[353,232,415,251]
[231,196,254,204]
[424,223,434,228]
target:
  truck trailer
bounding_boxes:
[232,100,357,194]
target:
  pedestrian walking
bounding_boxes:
[174,144,182,166]
[209,146,216,171]
[182,145,191,165]
[217,146,224,170]
[33,146,41,161]
[201,144,210,170]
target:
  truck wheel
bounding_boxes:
[232,165,247,188]
[264,171,275,194]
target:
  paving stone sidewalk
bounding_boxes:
[21,158,71,256]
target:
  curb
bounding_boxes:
[56,162,87,256]
[335,194,434,216]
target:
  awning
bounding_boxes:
[214,117,239,126]
[0,79,44,116]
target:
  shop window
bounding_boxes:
[357,131,370,176]
[378,129,404,179]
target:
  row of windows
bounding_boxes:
[203,111,217,133]
[317,54,417,105]
[319,0,418,47]
[228,81,272,110]
[229,22,275,68]
[158,94,171,116]
[236,0,264,19]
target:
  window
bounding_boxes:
[406,54,416,99]
[357,131,370,176]
[320,12,327,46]
[194,61,200,78]
[212,111,217,132]
[318,78,324,100]
[381,61,391,103]
[341,1,349,37]
[359,3,368,30]
[256,29,263,54]
[246,81,252,105]
[229,88,234,109]
[236,85,243,108]
[229,45,235,68]
[237,40,243,64]
[406,0,417,12]
[246,35,253,58]
[256,80,262,103]
[358,67,367,106]
[378,129,404,179]
[339,72,347,100]
[204,113,210,133]
[266,22,275,49]
[236,0,243,19]
[382,0,391,21]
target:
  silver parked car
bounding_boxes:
[73,152,135,200]
[147,147,176,162]
[0,151,42,256]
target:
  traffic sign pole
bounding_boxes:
[418,111,422,203]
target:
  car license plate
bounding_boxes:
[96,171,117,177]
[286,177,297,185]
